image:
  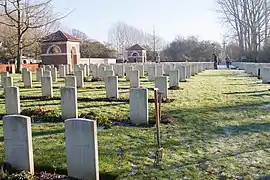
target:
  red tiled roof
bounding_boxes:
[62,32,80,41]
[40,30,80,42]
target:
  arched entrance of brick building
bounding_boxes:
[71,47,77,71]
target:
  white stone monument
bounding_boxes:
[24,71,32,88]
[36,68,44,82]
[105,70,115,77]
[65,118,99,180]
[130,88,149,125]
[3,115,34,174]
[41,76,53,97]
[105,76,118,99]
[51,67,58,82]
[169,70,180,88]
[5,86,20,114]
[61,87,78,119]
[155,76,168,99]
[75,71,84,88]
[65,76,77,88]
[129,70,140,88]
[148,66,156,81]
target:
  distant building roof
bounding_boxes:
[40,30,80,42]
[126,44,145,51]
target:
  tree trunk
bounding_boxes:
[16,0,21,73]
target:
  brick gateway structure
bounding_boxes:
[40,31,80,71]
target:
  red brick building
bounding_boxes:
[40,30,80,71]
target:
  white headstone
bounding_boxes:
[44,70,51,77]
[92,65,99,78]
[36,68,44,82]
[186,65,191,79]
[130,88,149,125]
[105,70,115,77]
[179,66,186,82]
[75,71,84,88]
[1,72,9,87]
[59,65,66,78]
[65,118,99,180]
[106,65,113,71]
[117,65,125,77]
[45,65,51,71]
[21,68,27,83]
[105,76,118,99]
[164,64,172,75]
[85,64,90,77]
[98,66,106,79]
[5,86,20,114]
[51,67,58,82]
[155,76,168,99]
[129,70,140,88]
[169,70,179,88]
[135,64,144,77]
[41,76,53,97]
[3,115,34,174]
[125,66,134,80]
[65,76,77,88]
[3,76,13,88]
[61,87,78,119]
[23,71,32,88]
[156,64,164,76]
[148,66,157,81]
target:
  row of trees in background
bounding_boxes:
[70,29,116,58]
[162,36,221,62]
[217,0,270,62]
[108,21,167,60]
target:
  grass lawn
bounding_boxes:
[1,69,270,179]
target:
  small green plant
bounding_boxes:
[168,86,181,90]
[21,106,62,123]
[80,110,111,128]
[90,77,103,82]
[8,171,34,180]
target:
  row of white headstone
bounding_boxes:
[90,62,214,81]
[2,115,99,180]
[2,62,214,180]
[232,62,270,83]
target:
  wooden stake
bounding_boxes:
[154,88,161,148]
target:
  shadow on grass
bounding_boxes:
[85,86,105,89]
[0,95,175,104]
[249,93,270,97]
[32,129,65,137]
[79,102,127,109]
[21,102,60,108]
[19,86,61,89]
[225,83,255,86]
[0,128,65,142]
[212,122,270,137]
[200,74,235,77]
[223,90,269,95]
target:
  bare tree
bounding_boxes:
[108,21,167,59]
[217,0,270,60]
[0,0,72,72]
